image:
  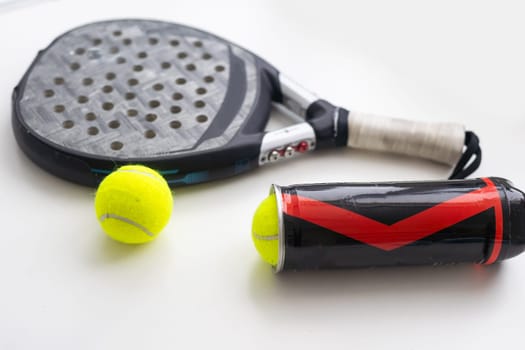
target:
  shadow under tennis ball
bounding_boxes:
[94,234,160,263]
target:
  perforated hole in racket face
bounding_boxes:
[13,19,281,186]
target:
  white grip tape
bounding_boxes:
[347,111,465,166]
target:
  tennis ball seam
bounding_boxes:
[252,232,278,241]
[99,213,154,237]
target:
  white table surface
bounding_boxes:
[1,0,525,348]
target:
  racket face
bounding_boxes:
[13,19,280,186]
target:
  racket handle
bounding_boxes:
[345,111,465,166]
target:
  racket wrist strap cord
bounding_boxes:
[448,131,482,179]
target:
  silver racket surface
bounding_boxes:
[13,19,481,187]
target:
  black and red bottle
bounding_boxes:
[251,177,525,272]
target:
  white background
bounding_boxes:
[1,0,525,349]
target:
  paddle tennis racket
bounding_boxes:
[12,19,481,187]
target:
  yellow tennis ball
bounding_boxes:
[251,193,279,266]
[94,165,173,244]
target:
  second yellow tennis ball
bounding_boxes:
[94,165,173,244]
[251,193,279,266]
